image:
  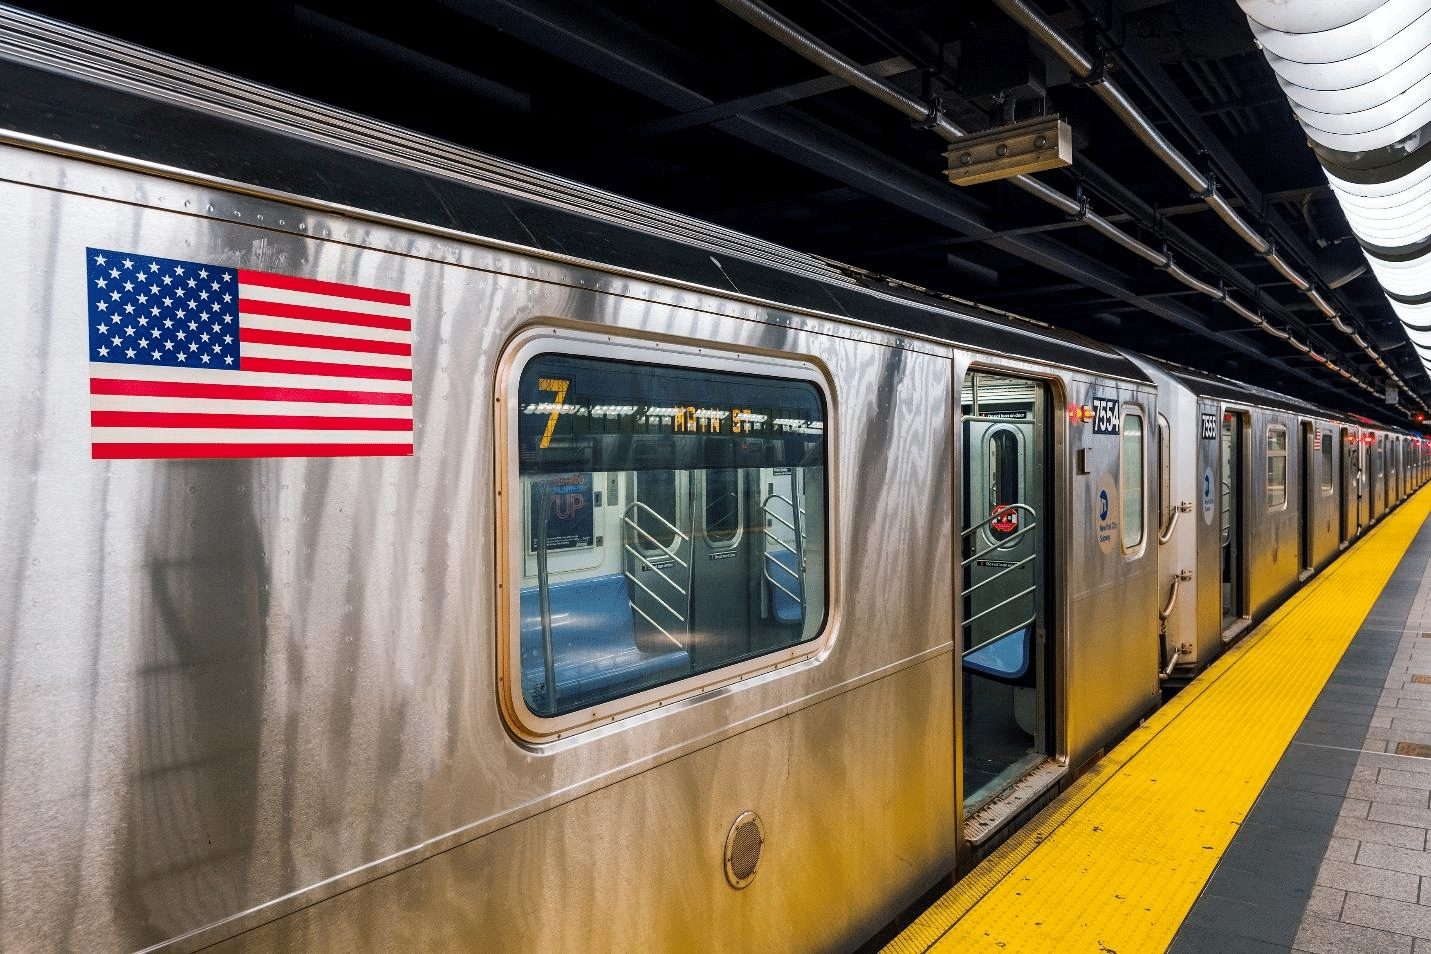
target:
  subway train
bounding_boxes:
[1,9,1426,954]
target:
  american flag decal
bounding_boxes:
[86,248,414,459]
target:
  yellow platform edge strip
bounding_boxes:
[885,485,1431,954]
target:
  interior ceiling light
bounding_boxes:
[1238,0,1431,379]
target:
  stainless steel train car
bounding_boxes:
[1123,356,1428,685]
[0,9,1424,954]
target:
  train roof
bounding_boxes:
[1141,355,1416,432]
[0,8,1148,384]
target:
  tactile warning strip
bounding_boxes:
[886,486,1431,954]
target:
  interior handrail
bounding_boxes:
[623,501,691,568]
[762,564,803,605]
[960,553,1035,598]
[760,491,803,607]
[621,542,689,596]
[628,597,686,649]
[761,492,800,539]
[963,609,1037,658]
[962,586,1038,639]
[959,502,1039,662]
[960,503,1038,546]
[958,523,1038,573]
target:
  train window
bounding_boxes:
[633,466,682,552]
[507,348,828,733]
[703,467,742,546]
[988,429,1020,509]
[1267,425,1288,509]
[1158,416,1171,531]
[1121,409,1145,550]
[1320,431,1334,495]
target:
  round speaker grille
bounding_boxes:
[724,811,765,889]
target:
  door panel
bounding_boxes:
[960,372,1050,814]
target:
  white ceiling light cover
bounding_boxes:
[1245,0,1422,59]
[1239,0,1431,376]
[1365,254,1431,297]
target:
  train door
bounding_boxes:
[1220,411,1247,632]
[1339,428,1354,545]
[1391,439,1399,503]
[627,445,814,668]
[1372,436,1387,518]
[1156,412,1191,672]
[689,459,748,666]
[755,466,816,650]
[960,371,1050,814]
[1299,422,1314,575]
[1359,433,1371,528]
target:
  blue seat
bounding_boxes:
[766,550,804,624]
[520,574,691,715]
[963,625,1035,686]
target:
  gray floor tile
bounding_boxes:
[1342,893,1431,940]
[1315,859,1420,902]
[1294,913,1414,954]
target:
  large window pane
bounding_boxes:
[1268,425,1288,508]
[516,353,827,719]
[1320,432,1334,494]
[1121,411,1144,549]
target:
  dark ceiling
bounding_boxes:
[16,0,1429,425]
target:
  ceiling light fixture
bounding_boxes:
[1239,0,1431,383]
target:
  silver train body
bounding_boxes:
[0,10,1424,953]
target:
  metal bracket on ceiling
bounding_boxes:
[912,70,943,131]
[1065,185,1089,222]
[1191,169,1218,201]
[1072,47,1111,89]
[912,95,943,131]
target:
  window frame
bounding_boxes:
[1267,424,1289,511]
[495,329,835,742]
[1120,405,1147,556]
[1319,429,1334,497]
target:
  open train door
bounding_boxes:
[959,372,1052,818]
[1220,410,1248,636]
[1299,422,1315,576]
[1340,428,1356,546]
[1341,427,1362,542]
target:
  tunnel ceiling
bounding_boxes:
[15,0,1431,426]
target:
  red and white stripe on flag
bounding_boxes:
[86,248,414,459]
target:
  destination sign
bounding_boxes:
[518,353,825,473]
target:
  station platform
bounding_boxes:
[886,486,1431,954]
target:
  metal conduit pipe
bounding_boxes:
[1263,248,1314,291]
[713,0,965,141]
[1080,209,1168,264]
[995,1,1226,208]
[1165,261,1220,300]
[713,0,1394,399]
[1013,175,1174,266]
[991,0,1423,404]
[1308,289,1339,320]
[1227,299,1260,324]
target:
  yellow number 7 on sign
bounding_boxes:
[538,378,570,449]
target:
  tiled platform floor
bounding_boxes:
[1171,517,1431,954]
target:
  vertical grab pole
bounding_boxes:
[535,477,558,714]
